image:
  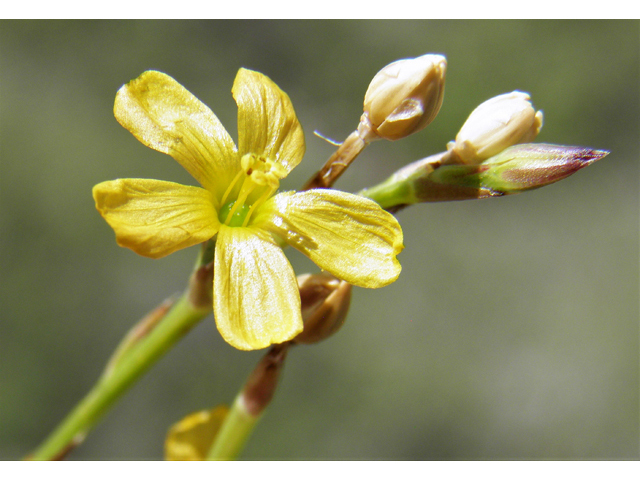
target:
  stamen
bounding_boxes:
[241,186,277,228]
[221,154,284,227]
[224,179,255,226]
[220,169,244,207]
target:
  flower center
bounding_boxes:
[218,153,286,228]
[218,201,251,227]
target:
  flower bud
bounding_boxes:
[447,91,543,164]
[293,273,352,344]
[362,54,447,141]
[361,144,608,210]
[422,143,607,198]
[476,143,609,192]
[240,343,288,418]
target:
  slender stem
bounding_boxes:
[206,344,289,460]
[303,129,369,190]
[28,294,210,460]
[102,297,177,378]
[206,396,259,461]
[359,175,415,211]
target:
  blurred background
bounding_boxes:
[1,20,638,460]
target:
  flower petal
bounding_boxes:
[165,405,229,461]
[114,71,239,199]
[214,225,302,351]
[233,68,305,174]
[93,179,219,259]
[255,190,403,288]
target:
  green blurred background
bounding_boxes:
[1,20,638,460]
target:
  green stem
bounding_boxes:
[359,174,414,210]
[205,343,288,460]
[206,396,260,460]
[28,293,210,460]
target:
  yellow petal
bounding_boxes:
[114,71,240,199]
[93,179,219,259]
[214,225,302,350]
[255,190,404,288]
[232,68,305,175]
[165,405,229,461]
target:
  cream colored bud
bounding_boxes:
[447,91,544,164]
[362,54,447,141]
[293,273,352,345]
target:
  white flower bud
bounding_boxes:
[362,54,447,141]
[447,91,543,164]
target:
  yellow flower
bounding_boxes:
[93,69,404,350]
[165,406,229,461]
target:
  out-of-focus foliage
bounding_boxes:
[1,20,638,459]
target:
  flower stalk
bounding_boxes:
[29,295,210,460]
[102,297,177,378]
[302,127,372,190]
[27,243,215,460]
[206,344,289,460]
